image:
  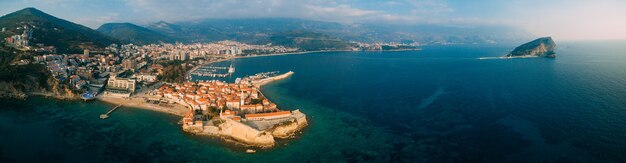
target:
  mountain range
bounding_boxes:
[0,8,536,52]
[143,18,535,45]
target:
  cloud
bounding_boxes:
[119,0,459,25]
[4,0,626,40]
[406,0,453,15]
[76,13,121,28]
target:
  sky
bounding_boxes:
[1,0,626,40]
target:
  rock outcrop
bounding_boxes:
[507,37,556,58]
[183,119,276,147]
[270,110,308,138]
[0,75,77,99]
[182,110,308,148]
[217,119,276,147]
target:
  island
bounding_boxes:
[506,37,557,58]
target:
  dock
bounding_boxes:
[100,104,122,119]
[189,64,235,78]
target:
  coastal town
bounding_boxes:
[2,24,313,147]
[1,17,418,148]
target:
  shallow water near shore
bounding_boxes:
[3,41,626,162]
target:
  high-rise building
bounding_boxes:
[229,45,242,56]
[169,51,189,61]
[122,59,136,71]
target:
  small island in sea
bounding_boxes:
[506,37,557,58]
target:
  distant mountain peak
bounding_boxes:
[9,7,52,18]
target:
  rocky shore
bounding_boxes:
[183,110,308,148]
[0,76,77,100]
[179,71,307,148]
[507,37,557,58]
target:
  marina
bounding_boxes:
[190,64,235,77]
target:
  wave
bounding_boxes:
[478,56,539,60]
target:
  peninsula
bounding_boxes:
[96,70,305,148]
[156,71,306,147]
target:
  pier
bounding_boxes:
[251,71,294,88]
[100,104,122,119]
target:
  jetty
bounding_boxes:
[100,104,122,119]
[251,71,294,87]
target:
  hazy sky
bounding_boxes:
[1,0,626,40]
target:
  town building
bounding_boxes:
[245,111,292,121]
[103,73,136,97]
[122,59,136,71]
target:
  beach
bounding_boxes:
[97,96,187,116]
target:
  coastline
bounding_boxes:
[97,96,187,117]
[234,50,352,59]
[95,51,300,118]
[190,48,422,76]
[233,49,420,59]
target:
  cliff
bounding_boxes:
[183,119,275,147]
[183,110,308,148]
[507,37,556,58]
[0,41,76,99]
[0,76,77,99]
[270,110,308,138]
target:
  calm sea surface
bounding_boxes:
[2,41,626,162]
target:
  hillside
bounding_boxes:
[147,19,354,50]
[269,30,353,51]
[146,18,534,45]
[97,23,174,45]
[0,8,116,53]
[0,44,55,99]
[507,37,557,58]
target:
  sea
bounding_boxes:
[1,41,626,162]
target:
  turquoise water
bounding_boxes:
[2,41,626,162]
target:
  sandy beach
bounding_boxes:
[97,96,188,117]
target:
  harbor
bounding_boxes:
[189,64,235,77]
